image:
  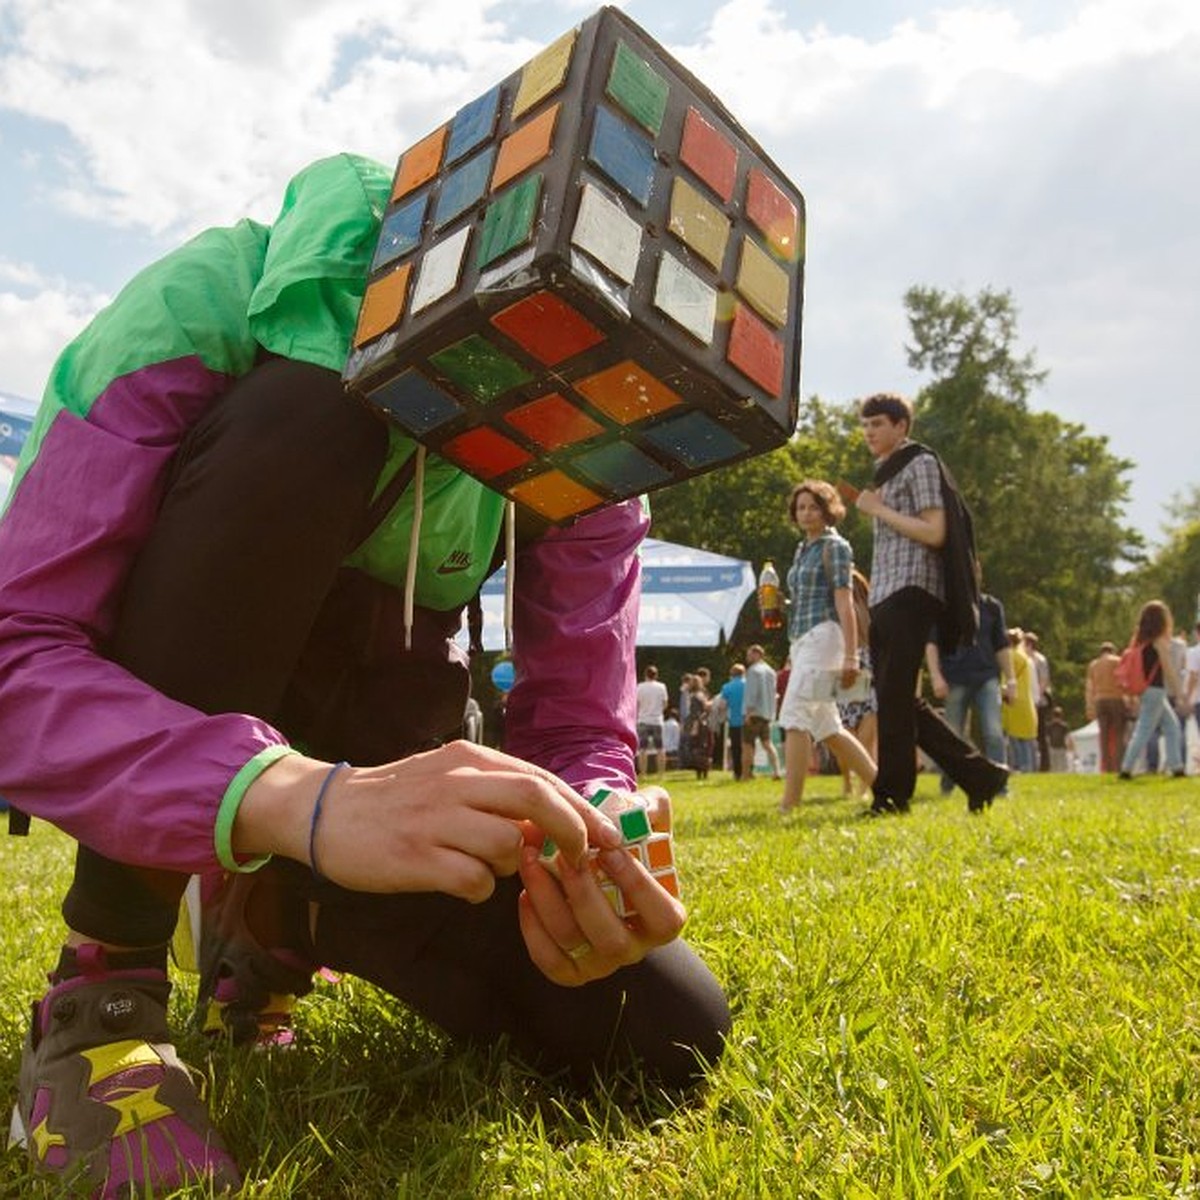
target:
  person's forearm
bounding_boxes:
[859,490,946,547]
[881,504,945,547]
[996,648,1017,703]
[505,500,645,794]
[834,589,858,660]
[925,642,942,676]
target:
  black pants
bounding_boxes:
[61,357,729,1086]
[869,587,1004,807]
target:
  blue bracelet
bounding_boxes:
[309,761,348,882]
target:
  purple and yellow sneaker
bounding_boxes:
[12,950,240,1197]
[197,868,316,1048]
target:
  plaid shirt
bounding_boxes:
[786,530,853,641]
[869,445,945,606]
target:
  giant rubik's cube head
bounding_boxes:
[344,5,805,524]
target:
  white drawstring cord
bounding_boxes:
[403,445,426,652]
[504,499,516,654]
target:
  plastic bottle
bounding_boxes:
[758,559,783,630]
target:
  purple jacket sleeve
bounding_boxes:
[0,361,289,873]
[503,499,645,797]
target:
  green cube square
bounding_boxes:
[606,40,668,135]
[429,334,533,403]
[619,806,652,843]
[478,173,543,268]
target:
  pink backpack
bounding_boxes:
[1114,642,1159,696]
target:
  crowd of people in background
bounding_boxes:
[629,391,1199,800]
[1087,603,1197,780]
[629,612,1200,788]
[629,608,1199,792]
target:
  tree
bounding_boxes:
[1139,488,1200,637]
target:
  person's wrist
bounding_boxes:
[234,752,332,864]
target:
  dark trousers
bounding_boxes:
[60,357,728,1085]
[1095,698,1128,773]
[869,587,1004,808]
[1037,701,1052,772]
[727,726,744,777]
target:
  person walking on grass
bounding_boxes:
[851,392,1009,815]
[741,644,782,781]
[1086,641,1128,773]
[635,664,669,779]
[718,663,747,779]
[776,480,876,813]
[1118,600,1186,779]
[924,565,1015,799]
[1003,627,1039,773]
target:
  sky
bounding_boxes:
[1,0,1196,543]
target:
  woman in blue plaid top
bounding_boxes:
[777,480,877,813]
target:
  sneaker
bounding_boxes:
[967,763,1011,813]
[197,868,316,1047]
[12,953,240,1197]
[869,796,910,816]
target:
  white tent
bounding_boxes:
[1071,719,1100,773]
[467,536,756,650]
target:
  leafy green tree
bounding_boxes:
[1139,485,1200,636]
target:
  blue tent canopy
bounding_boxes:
[472,536,755,649]
[1,391,36,507]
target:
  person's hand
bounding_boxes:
[515,785,686,986]
[855,487,884,517]
[839,660,860,690]
[929,672,948,700]
[234,742,623,901]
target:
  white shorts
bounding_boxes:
[778,621,845,742]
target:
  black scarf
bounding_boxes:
[872,440,981,652]
[873,439,929,487]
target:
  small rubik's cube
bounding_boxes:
[540,788,678,918]
[344,5,805,525]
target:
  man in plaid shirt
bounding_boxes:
[854,393,1009,815]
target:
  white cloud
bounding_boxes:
[0,0,543,235]
[0,268,107,398]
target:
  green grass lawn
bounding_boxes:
[3,771,1199,1198]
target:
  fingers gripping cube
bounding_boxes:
[541,788,678,917]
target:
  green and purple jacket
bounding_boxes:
[0,154,642,873]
